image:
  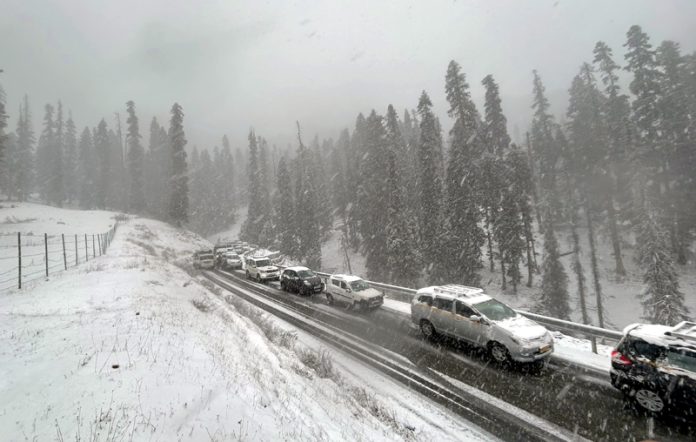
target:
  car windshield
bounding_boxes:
[350,280,370,291]
[473,299,516,321]
[226,254,239,259]
[298,270,315,278]
[667,348,696,372]
[255,259,271,267]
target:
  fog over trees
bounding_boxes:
[1,24,695,325]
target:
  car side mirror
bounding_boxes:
[346,288,352,293]
[470,315,482,323]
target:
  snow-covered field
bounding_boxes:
[1,204,494,441]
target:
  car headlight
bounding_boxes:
[303,280,311,286]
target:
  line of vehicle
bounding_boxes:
[202,270,588,442]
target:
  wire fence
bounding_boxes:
[0,223,118,293]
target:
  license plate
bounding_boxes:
[539,345,551,353]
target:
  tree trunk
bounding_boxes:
[606,193,626,276]
[524,213,534,287]
[486,210,495,272]
[570,208,590,325]
[585,201,604,328]
[525,132,543,232]
[499,244,506,291]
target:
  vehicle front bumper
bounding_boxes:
[509,343,554,362]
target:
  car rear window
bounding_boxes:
[630,339,665,361]
[667,348,696,372]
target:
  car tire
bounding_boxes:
[245,271,250,279]
[326,293,334,305]
[489,342,510,364]
[634,388,665,414]
[420,320,437,340]
[281,280,286,291]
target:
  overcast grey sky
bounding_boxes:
[2,0,696,151]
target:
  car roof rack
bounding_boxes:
[433,284,484,298]
[665,321,696,343]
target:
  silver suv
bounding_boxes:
[245,256,280,282]
[411,285,553,364]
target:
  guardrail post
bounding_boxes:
[44,233,48,277]
[85,234,88,262]
[62,234,67,270]
[74,234,78,265]
[17,232,22,289]
[590,336,598,354]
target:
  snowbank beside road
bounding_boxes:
[0,206,492,441]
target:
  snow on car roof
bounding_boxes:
[416,285,492,302]
[331,274,362,282]
[284,266,310,272]
[625,322,696,350]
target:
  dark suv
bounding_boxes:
[610,321,696,420]
[280,266,324,295]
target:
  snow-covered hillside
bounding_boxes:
[1,204,492,441]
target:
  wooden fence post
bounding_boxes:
[75,234,78,265]
[85,234,88,262]
[62,234,67,270]
[44,233,48,278]
[17,232,22,289]
[97,235,102,256]
[92,235,96,258]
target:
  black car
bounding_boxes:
[280,266,324,295]
[610,321,696,420]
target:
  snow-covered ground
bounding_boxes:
[1,204,494,441]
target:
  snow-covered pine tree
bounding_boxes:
[624,25,664,202]
[167,103,188,226]
[125,101,146,213]
[482,74,512,274]
[275,155,296,257]
[345,113,367,249]
[36,104,55,202]
[656,40,693,264]
[593,41,631,275]
[294,124,322,269]
[14,95,35,201]
[93,119,110,208]
[442,61,485,285]
[416,91,444,282]
[385,144,420,287]
[357,110,391,281]
[0,81,8,195]
[47,102,65,206]
[220,135,237,225]
[63,112,78,203]
[506,145,537,289]
[530,71,561,226]
[635,204,689,325]
[240,130,261,243]
[77,127,95,208]
[144,117,168,220]
[329,129,349,219]
[539,217,570,320]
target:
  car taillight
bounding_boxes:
[611,350,632,366]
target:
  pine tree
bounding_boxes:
[125,100,146,213]
[294,124,322,269]
[656,40,693,264]
[416,91,444,282]
[0,81,8,194]
[36,104,56,202]
[93,119,110,208]
[329,129,350,218]
[539,218,570,320]
[441,61,485,284]
[47,101,65,206]
[593,41,629,276]
[635,204,689,325]
[220,135,237,227]
[63,112,78,203]
[357,110,391,281]
[144,117,168,219]
[167,103,188,226]
[385,146,420,287]
[275,155,296,257]
[13,96,35,201]
[78,127,96,208]
[240,130,262,243]
[530,71,561,226]
[506,146,537,289]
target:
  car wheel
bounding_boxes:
[489,342,510,363]
[420,320,437,339]
[281,281,286,291]
[326,293,334,305]
[245,271,250,279]
[634,388,665,413]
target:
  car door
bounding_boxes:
[285,270,297,291]
[338,280,352,302]
[453,301,482,344]
[431,298,455,335]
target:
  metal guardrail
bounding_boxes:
[255,260,623,353]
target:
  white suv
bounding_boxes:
[411,285,553,364]
[326,274,384,311]
[245,256,280,282]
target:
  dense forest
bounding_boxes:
[0,25,694,326]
